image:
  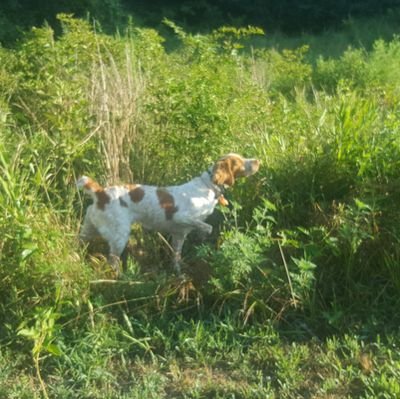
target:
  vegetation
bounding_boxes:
[1,11,400,398]
[1,0,399,44]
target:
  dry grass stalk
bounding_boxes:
[90,41,145,184]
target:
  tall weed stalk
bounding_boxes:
[90,37,146,183]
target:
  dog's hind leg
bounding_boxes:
[171,234,187,275]
[79,205,101,243]
[98,226,131,278]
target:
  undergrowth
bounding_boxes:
[1,13,400,398]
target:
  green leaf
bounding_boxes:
[45,343,63,356]
[17,328,37,339]
[21,245,38,260]
[354,198,371,211]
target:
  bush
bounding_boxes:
[2,15,400,396]
[253,45,312,97]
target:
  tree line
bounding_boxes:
[1,0,399,44]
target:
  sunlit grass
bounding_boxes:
[1,11,400,398]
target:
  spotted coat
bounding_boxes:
[77,153,260,275]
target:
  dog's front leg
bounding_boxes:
[99,226,131,278]
[173,215,213,235]
[171,234,187,275]
[107,254,121,277]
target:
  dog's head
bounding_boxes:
[212,153,260,187]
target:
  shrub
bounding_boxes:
[2,17,400,396]
[251,45,312,97]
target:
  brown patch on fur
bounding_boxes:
[96,191,111,210]
[84,178,103,192]
[119,198,128,207]
[84,179,110,210]
[126,185,145,203]
[212,155,246,186]
[156,188,178,220]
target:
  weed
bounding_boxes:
[1,13,400,398]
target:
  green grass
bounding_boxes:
[2,315,400,398]
[1,12,400,398]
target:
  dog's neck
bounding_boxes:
[200,168,225,198]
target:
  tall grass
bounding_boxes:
[1,13,400,397]
[90,37,146,183]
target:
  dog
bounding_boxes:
[77,153,259,275]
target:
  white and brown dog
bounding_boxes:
[77,153,259,275]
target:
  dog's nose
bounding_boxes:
[246,159,260,174]
[253,159,260,171]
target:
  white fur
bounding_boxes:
[77,154,259,275]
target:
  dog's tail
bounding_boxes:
[76,176,104,201]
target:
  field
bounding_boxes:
[1,12,400,398]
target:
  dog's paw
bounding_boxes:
[108,254,121,278]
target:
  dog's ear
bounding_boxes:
[212,159,235,186]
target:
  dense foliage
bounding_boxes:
[1,0,400,44]
[122,0,400,33]
[1,13,400,398]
